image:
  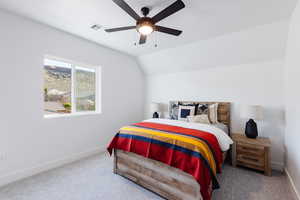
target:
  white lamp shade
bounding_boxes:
[241,105,263,120]
[150,102,160,112]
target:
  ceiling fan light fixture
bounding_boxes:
[136,19,154,36]
[138,25,154,35]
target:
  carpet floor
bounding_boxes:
[0,153,295,200]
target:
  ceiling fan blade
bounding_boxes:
[105,26,136,32]
[155,26,182,36]
[139,35,147,44]
[112,0,140,21]
[152,0,185,23]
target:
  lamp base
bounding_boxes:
[153,112,159,118]
[245,119,258,139]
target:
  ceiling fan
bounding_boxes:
[105,0,185,45]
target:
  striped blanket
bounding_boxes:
[107,122,223,200]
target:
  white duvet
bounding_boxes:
[143,118,233,152]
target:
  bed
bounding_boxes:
[107,102,233,200]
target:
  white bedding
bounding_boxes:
[143,118,233,152]
[212,122,229,135]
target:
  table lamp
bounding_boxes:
[150,102,160,118]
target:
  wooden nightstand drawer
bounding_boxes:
[236,154,264,167]
[237,143,265,156]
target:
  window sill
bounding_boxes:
[44,111,101,119]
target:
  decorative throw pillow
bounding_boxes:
[196,104,209,115]
[169,101,179,120]
[178,105,196,121]
[179,102,199,115]
[187,114,211,124]
[209,103,219,124]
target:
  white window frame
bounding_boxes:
[44,55,101,118]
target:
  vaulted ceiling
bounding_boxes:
[0,0,297,56]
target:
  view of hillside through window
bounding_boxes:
[44,58,97,116]
[75,67,96,112]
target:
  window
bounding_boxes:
[44,57,100,117]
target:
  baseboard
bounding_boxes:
[271,161,284,171]
[0,147,104,188]
[285,168,300,200]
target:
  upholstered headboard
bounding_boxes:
[169,101,231,134]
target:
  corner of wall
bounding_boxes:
[283,1,300,199]
[285,168,300,200]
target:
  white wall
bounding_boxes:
[0,10,144,186]
[285,1,300,197]
[143,21,289,170]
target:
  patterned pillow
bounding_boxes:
[178,105,196,121]
[179,102,199,114]
[169,101,179,120]
[197,104,209,115]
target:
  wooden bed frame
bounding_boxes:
[113,102,231,200]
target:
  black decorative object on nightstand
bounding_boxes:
[241,105,263,139]
[153,112,159,118]
[245,119,258,138]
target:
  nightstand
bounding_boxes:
[231,133,271,176]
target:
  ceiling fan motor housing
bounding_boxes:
[141,7,150,16]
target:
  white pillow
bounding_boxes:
[178,105,196,121]
[187,114,211,124]
[209,103,219,124]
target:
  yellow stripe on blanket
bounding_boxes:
[120,126,217,173]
